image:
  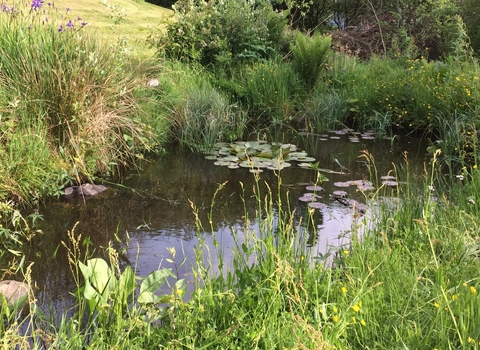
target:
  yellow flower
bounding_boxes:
[333,306,338,313]
[177,289,184,296]
[352,317,357,324]
[343,249,349,255]
[468,337,475,344]
[463,282,468,287]
[352,304,361,313]
[474,165,478,170]
[451,294,458,301]
[434,301,440,308]
[333,315,339,323]
[360,319,366,326]
[341,287,348,294]
[470,286,477,294]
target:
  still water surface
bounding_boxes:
[25,132,428,308]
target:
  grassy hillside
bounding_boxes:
[53,0,171,56]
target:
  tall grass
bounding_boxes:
[157,61,247,152]
[0,0,162,199]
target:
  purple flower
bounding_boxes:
[66,7,70,11]
[77,16,82,21]
[58,24,64,32]
[66,19,74,28]
[31,0,44,10]
[81,22,87,27]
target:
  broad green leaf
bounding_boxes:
[139,269,174,296]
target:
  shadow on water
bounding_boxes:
[18,131,428,312]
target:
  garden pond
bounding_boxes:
[19,131,429,310]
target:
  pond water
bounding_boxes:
[20,131,428,311]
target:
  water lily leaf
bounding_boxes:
[295,157,316,162]
[205,155,218,160]
[298,163,313,168]
[306,185,323,192]
[334,181,352,188]
[256,152,274,159]
[308,202,328,209]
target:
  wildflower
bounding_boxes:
[341,287,348,294]
[434,301,440,308]
[360,319,366,326]
[66,19,74,28]
[474,165,478,170]
[343,249,349,255]
[352,304,361,313]
[31,0,44,10]
[333,315,339,323]
[451,294,458,301]
[468,337,475,344]
[463,282,468,287]
[66,7,71,11]
[333,306,338,313]
[470,286,477,294]
[58,24,64,32]
[81,22,88,27]
[177,289,183,296]
[352,317,357,324]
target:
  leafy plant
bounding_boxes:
[291,32,332,90]
[153,0,288,67]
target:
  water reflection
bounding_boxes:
[19,133,427,310]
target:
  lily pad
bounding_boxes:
[334,181,352,188]
[332,190,348,198]
[306,185,324,192]
[308,202,328,209]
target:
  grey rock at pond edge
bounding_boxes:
[0,280,30,309]
[64,183,107,196]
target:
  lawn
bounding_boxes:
[53,0,171,56]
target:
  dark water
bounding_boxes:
[20,132,428,309]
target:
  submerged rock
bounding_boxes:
[0,280,30,309]
[65,183,107,196]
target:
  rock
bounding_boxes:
[64,183,107,197]
[0,280,30,309]
[146,79,159,88]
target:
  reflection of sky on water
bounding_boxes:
[18,133,427,312]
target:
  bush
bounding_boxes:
[153,0,288,68]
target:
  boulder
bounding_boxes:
[0,280,30,309]
[64,183,107,196]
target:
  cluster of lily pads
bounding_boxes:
[205,141,316,172]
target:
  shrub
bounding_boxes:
[154,0,288,68]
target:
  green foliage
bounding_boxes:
[241,59,304,124]
[291,32,332,90]
[300,89,346,133]
[0,201,42,252]
[0,1,164,201]
[154,0,288,67]
[157,61,247,152]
